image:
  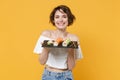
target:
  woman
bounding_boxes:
[33,5,83,80]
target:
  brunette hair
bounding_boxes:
[50,5,76,26]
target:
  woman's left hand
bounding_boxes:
[67,48,75,70]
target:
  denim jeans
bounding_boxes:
[42,69,73,80]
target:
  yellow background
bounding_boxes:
[0,0,120,80]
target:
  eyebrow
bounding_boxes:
[55,14,67,16]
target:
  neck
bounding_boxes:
[56,29,66,33]
[55,29,68,38]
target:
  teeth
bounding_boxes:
[58,23,64,26]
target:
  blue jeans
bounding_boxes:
[42,69,73,80]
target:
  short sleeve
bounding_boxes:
[33,35,51,54]
[74,44,83,60]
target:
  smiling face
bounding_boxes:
[54,9,68,30]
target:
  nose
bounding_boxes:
[59,17,63,22]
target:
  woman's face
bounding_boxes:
[54,10,68,30]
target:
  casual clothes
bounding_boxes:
[33,35,83,69]
[33,35,83,80]
[42,69,73,80]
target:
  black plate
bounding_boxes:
[42,40,78,49]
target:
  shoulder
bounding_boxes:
[67,33,79,41]
[41,30,53,38]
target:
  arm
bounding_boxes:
[67,34,80,70]
[38,30,52,65]
[39,48,50,65]
[67,48,76,70]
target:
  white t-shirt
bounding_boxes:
[33,35,83,69]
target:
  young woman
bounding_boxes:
[33,5,83,80]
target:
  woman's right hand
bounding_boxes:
[39,48,51,65]
[43,47,51,53]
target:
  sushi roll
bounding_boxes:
[47,40,53,45]
[53,37,63,46]
[53,41,59,46]
[56,37,63,43]
[62,38,71,47]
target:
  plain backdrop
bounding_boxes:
[0,0,120,80]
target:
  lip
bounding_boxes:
[57,22,66,26]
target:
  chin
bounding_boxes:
[57,27,66,29]
[56,25,67,28]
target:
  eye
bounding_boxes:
[55,15,59,19]
[63,15,67,18]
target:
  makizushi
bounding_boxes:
[53,37,63,46]
[62,38,71,47]
[47,40,54,45]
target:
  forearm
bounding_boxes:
[67,49,76,70]
[39,48,50,65]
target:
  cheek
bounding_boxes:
[65,18,68,23]
[66,19,69,24]
[54,19,58,22]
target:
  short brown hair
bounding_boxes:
[50,5,76,26]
